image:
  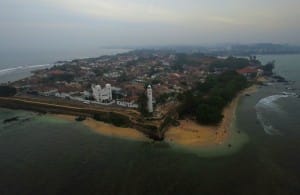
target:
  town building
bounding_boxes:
[237,66,259,78]
[91,84,112,102]
[147,85,153,113]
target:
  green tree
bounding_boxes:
[196,104,223,124]
[0,86,17,97]
[137,92,149,116]
[177,71,248,125]
[210,56,250,71]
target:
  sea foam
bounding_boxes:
[255,94,290,135]
[0,64,51,75]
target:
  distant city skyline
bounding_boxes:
[1,0,300,51]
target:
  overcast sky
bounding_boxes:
[1,0,300,50]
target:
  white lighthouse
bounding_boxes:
[147,85,153,113]
[105,83,113,101]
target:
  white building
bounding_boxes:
[147,85,153,113]
[117,101,139,109]
[40,89,58,96]
[91,84,112,102]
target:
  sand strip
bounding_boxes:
[52,114,150,142]
[165,85,257,147]
[51,85,256,146]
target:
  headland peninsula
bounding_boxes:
[0,50,279,150]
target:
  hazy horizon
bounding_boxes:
[1,0,300,51]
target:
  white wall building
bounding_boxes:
[92,84,113,102]
[147,85,153,113]
[40,89,58,96]
[116,101,139,109]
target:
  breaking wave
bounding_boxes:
[0,64,51,75]
[255,94,290,135]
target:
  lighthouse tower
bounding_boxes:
[105,83,112,101]
[147,85,153,113]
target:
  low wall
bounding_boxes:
[0,97,164,140]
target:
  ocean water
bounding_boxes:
[256,55,300,136]
[0,48,130,84]
[0,54,300,194]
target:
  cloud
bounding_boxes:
[207,16,239,25]
[1,0,300,47]
[41,0,183,24]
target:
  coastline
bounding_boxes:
[51,85,257,151]
[52,114,150,142]
[164,85,257,148]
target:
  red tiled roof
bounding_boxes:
[237,67,258,74]
[49,70,65,75]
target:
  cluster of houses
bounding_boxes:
[37,82,154,112]
[236,66,264,79]
[12,50,269,116]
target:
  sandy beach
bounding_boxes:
[53,114,150,142]
[165,85,257,147]
[52,85,256,146]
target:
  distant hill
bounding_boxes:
[150,43,300,56]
